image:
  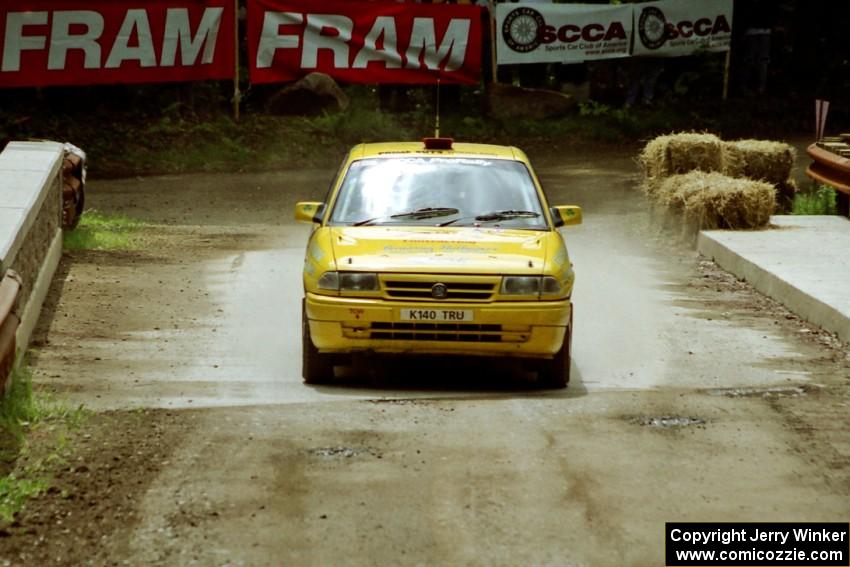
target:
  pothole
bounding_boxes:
[707,385,813,399]
[307,446,382,459]
[627,415,707,429]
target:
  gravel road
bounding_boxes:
[4,147,848,566]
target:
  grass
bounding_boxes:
[63,210,148,251]
[0,360,88,523]
[791,185,838,215]
[0,475,48,523]
[308,103,414,143]
[0,362,39,462]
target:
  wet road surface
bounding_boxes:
[34,153,821,408]
[24,148,850,566]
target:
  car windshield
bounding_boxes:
[329,157,548,229]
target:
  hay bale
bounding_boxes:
[722,139,796,186]
[639,135,674,179]
[641,177,662,198]
[654,171,776,229]
[639,132,725,179]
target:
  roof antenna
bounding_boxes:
[435,77,441,138]
[422,76,452,149]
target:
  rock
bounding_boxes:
[487,83,576,121]
[265,73,349,116]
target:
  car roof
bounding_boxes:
[349,142,528,163]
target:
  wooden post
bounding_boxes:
[722,49,731,101]
[435,78,441,138]
[488,0,498,84]
[233,0,241,121]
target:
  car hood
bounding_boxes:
[327,226,551,274]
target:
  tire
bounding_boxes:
[537,324,571,389]
[302,300,334,384]
[70,185,85,229]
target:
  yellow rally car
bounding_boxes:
[295,138,581,388]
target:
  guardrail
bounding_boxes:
[0,141,65,392]
[0,271,22,390]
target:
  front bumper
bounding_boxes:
[305,292,570,358]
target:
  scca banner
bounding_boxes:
[633,0,733,57]
[248,0,483,85]
[496,3,632,65]
[0,0,234,88]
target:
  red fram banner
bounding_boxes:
[0,0,235,88]
[247,0,483,85]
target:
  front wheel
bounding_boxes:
[537,325,571,389]
[302,301,334,384]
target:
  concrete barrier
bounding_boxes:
[0,141,65,388]
[698,216,850,344]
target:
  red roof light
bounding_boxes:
[423,137,454,150]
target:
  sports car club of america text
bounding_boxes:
[540,21,628,56]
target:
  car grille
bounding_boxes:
[381,275,498,302]
[369,322,504,342]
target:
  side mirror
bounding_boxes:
[550,205,582,228]
[294,202,326,223]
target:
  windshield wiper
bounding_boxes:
[439,209,540,226]
[353,207,459,226]
[475,210,540,221]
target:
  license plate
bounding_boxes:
[399,308,474,322]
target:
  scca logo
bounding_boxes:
[502,8,545,53]
[502,8,627,54]
[638,6,731,50]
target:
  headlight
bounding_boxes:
[340,272,378,291]
[541,276,562,296]
[317,271,378,292]
[501,276,540,295]
[317,271,339,290]
[501,276,563,297]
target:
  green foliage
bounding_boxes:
[571,100,684,142]
[0,475,47,523]
[1,363,89,453]
[791,185,838,215]
[63,210,148,251]
[0,363,39,458]
[0,362,89,523]
[578,100,615,117]
[306,105,413,143]
[0,82,829,177]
